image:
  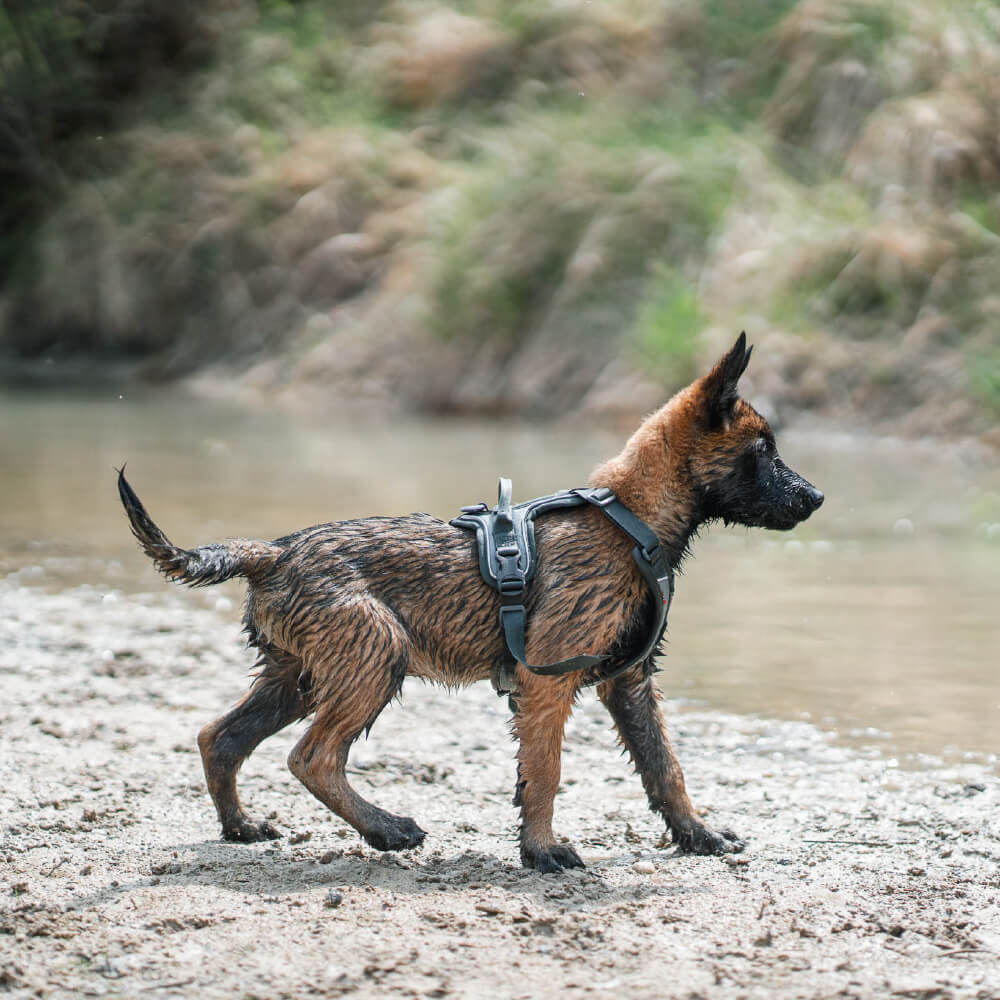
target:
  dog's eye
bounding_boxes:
[754,436,776,458]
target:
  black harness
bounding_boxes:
[450,479,674,694]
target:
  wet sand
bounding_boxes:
[2,581,998,999]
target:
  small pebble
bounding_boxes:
[325,889,343,908]
[632,860,656,875]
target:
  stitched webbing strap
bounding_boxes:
[499,605,605,676]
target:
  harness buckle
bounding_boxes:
[494,511,514,531]
[586,487,616,507]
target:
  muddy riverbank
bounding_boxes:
[2,581,998,999]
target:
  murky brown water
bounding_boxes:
[2,386,997,765]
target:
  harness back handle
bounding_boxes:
[495,477,514,532]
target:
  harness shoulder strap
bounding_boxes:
[579,488,674,615]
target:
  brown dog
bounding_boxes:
[118,333,822,872]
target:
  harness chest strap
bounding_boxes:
[450,482,674,689]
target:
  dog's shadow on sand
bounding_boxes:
[77,838,698,912]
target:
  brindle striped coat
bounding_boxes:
[119,334,823,872]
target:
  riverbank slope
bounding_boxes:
[2,1,999,438]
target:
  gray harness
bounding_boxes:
[450,479,674,693]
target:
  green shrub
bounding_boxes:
[969,349,1000,415]
[428,101,736,351]
[631,267,703,388]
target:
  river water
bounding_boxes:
[1,386,997,767]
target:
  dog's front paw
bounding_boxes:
[222,817,281,843]
[672,822,744,856]
[363,815,427,852]
[521,842,586,874]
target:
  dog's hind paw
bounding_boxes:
[222,818,281,843]
[363,815,427,852]
[672,822,744,856]
[521,842,586,874]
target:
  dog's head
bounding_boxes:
[686,333,823,531]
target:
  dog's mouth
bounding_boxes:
[763,492,824,531]
[765,510,813,531]
[709,476,824,533]
[723,503,820,532]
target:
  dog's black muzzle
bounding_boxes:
[770,461,824,528]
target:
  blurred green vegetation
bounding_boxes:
[970,350,1000,415]
[633,267,704,386]
[0,0,220,260]
[1,0,998,434]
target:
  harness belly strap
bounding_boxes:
[450,479,674,693]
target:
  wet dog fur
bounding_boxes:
[118,333,823,873]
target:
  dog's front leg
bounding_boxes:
[510,670,585,873]
[598,663,744,855]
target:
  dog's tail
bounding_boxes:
[117,467,279,587]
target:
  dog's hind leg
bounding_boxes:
[598,663,744,855]
[287,640,425,852]
[198,647,308,842]
[511,670,585,873]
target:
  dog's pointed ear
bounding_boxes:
[701,332,752,424]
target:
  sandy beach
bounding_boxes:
[2,580,998,999]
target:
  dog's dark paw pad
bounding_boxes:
[222,818,281,843]
[673,823,743,856]
[522,843,585,874]
[364,816,427,852]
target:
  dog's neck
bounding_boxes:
[589,392,703,569]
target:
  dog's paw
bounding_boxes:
[364,815,427,852]
[222,818,281,843]
[521,842,586,874]
[672,822,744,856]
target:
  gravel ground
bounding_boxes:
[1,580,998,1000]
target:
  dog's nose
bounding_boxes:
[805,486,824,510]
